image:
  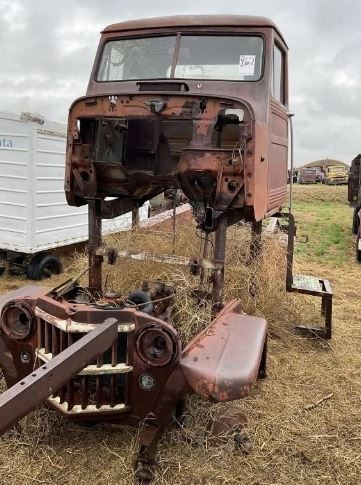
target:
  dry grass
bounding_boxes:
[1,185,361,484]
[291,183,348,204]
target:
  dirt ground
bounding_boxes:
[0,184,360,485]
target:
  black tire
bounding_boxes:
[352,207,360,235]
[127,290,153,314]
[27,253,62,280]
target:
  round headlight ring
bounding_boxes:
[1,302,35,341]
[136,325,179,367]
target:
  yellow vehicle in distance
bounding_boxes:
[323,165,349,185]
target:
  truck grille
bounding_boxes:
[35,307,134,415]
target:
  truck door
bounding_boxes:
[268,41,288,211]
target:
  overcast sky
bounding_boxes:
[1,0,360,165]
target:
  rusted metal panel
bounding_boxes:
[0,318,118,436]
[268,100,288,212]
[181,301,267,400]
[35,306,135,333]
[102,15,287,43]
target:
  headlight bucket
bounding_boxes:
[1,301,35,341]
[136,324,179,367]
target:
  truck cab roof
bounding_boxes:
[102,15,287,45]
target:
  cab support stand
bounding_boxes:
[88,199,103,293]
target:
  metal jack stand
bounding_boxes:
[283,112,332,339]
[282,212,333,339]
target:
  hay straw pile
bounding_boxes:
[0,212,360,484]
[67,220,317,342]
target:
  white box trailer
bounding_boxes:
[0,112,149,279]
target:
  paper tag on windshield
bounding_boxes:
[239,55,256,76]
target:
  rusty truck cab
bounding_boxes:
[67,16,289,228]
[0,16,289,482]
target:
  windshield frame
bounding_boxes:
[95,31,266,83]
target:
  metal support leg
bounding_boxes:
[135,414,163,483]
[132,208,140,228]
[248,220,262,296]
[199,232,209,287]
[321,295,326,316]
[249,220,263,262]
[286,212,296,291]
[88,199,102,292]
[211,216,227,317]
[323,295,332,340]
[172,188,177,254]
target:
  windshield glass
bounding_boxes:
[98,36,176,81]
[97,35,264,82]
[176,35,263,80]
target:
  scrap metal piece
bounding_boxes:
[0,318,118,436]
[97,247,222,270]
[181,301,267,401]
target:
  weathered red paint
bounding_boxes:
[0,15,291,481]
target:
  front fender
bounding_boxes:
[180,299,267,402]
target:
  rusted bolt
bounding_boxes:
[20,351,31,364]
[190,258,201,275]
[228,180,238,192]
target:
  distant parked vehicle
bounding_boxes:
[315,168,323,183]
[323,165,349,185]
[298,168,319,184]
[347,154,361,261]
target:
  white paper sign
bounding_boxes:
[239,55,256,76]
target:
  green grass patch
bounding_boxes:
[292,186,354,265]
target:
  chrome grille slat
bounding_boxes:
[95,354,103,409]
[44,321,50,353]
[81,376,88,409]
[36,314,133,413]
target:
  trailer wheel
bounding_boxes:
[27,253,62,280]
